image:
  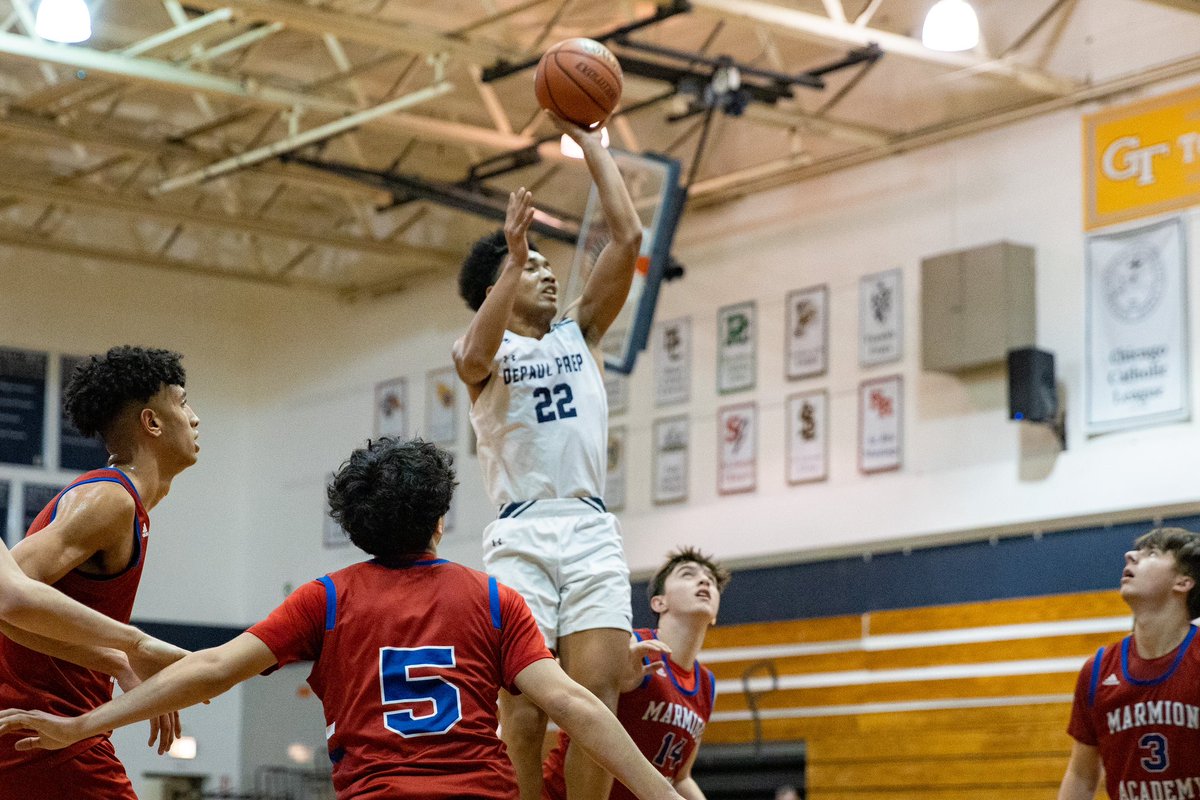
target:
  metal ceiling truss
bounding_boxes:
[687,47,1200,205]
[0,173,455,263]
[285,154,582,244]
[688,0,1080,96]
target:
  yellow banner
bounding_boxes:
[1083,83,1200,230]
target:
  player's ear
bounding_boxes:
[1174,572,1195,594]
[650,595,667,614]
[140,406,162,438]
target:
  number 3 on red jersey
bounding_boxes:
[1139,733,1169,772]
[380,646,463,737]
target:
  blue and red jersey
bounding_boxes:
[1068,626,1200,799]
[0,468,150,780]
[542,628,715,799]
[248,556,552,800]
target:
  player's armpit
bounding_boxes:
[452,337,492,396]
[12,482,137,584]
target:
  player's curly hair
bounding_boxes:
[1134,527,1200,618]
[457,228,537,311]
[647,546,732,605]
[327,438,457,565]
[64,346,186,440]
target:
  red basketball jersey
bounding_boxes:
[0,468,150,778]
[248,557,552,800]
[1068,626,1200,799]
[542,628,716,800]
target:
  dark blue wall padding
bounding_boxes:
[631,513,1200,629]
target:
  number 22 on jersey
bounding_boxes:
[533,383,578,423]
[380,646,463,737]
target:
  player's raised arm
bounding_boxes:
[453,188,536,395]
[515,659,685,800]
[0,633,276,752]
[556,116,643,347]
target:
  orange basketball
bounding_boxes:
[534,38,623,128]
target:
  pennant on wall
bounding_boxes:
[717,403,757,495]
[859,376,903,474]
[787,390,828,484]
[653,416,689,504]
[654,318,691,407]
[859,269,903,366]
[1085,216,1189,434]
[786,285,828,380]
[717,302,756,394]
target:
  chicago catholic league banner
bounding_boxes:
[1086,216,1189,434]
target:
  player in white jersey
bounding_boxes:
[453,114,643,800]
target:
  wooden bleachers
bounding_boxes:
[698,590,1129,799]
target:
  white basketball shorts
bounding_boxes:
[482,496,632,650]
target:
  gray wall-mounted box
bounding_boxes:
[921,241,1036,373]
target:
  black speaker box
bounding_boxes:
[1008,348,1056,422]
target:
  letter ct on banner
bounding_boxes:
[1085,216,1189,434]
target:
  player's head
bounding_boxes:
[647,546,731,625]
[64,346,197,470]
[458,229,555,320]
[1124,527,1200,618]
[327,437,457,566]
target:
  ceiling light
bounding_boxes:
[34,0,92,43]
[560,128,610,160]
[921,0,979,52]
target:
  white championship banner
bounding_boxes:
[1085,216,1189,434]
[654,317,691,407]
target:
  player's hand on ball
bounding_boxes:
[546,111,604,145]
[0,708,83,751]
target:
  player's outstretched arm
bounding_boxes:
[0,539,185,670]
[454,187,536,392]
[553,115,643,346]
[0,633,276,752]
[1057,741,1101,800]
[516,659,685,800]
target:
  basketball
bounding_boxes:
[534,38,623,128]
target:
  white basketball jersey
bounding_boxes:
[471,319,608,506]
